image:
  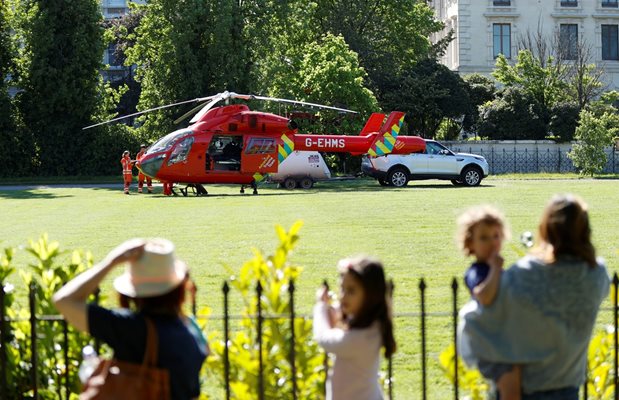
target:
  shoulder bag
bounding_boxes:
[80,317,171,400]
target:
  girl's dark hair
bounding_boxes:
[119,275,188,316]
[339,256,397,358]
[536,194,597,267]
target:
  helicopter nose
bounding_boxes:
[139,154,164,178]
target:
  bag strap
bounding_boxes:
[142,317,159,367]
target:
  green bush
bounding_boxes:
[205,221,326,400]
[438,343,488,400]
[1,234,94,399]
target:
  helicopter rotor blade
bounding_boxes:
[247,95,358,114]
[82,95,220,130]
[188,91,231,124]
[174,101,209,125]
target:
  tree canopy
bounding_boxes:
[381,59,471,138]
[13,0,104,176]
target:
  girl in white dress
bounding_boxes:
[313,256,396,400]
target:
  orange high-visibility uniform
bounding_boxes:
[163,182,173,196]
[136,149,153,193]
[121,155,133,194]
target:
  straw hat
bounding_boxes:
[113,238,187,298]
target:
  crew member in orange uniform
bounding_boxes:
[136,144,153,194]
[120,150,134,194]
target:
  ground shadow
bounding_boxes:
[0,189,74,200]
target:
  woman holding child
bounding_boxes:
[459,194,610,400]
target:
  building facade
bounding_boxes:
[430,0,619,89]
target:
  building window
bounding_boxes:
[493,0,511,5]
[107,44,122,67]
[602,25,619,60]
[493,23,511,58]
[561,0,577,6]
[559,24,578,60]
[602,0,618,8]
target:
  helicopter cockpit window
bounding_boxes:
[245,138,276,154]
[149,129,191,154]
[167,136,194,166]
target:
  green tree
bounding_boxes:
[289,33,380,174]
[478,87,546,140]
[463,74,496,134]
[103,7,145,119]
[292,34,379,127]
[313,0,446,97]
[246,1,318,101]
[0,1,35,177]
[568,108,617,176]
[493,50,568,134]
[549,102,579,142]
[125,0,250,141]
[381,59,471,138]
[14,0,104,176]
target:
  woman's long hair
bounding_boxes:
[119,275,189,316]
[339,256,397,358]
[536,194,597,267]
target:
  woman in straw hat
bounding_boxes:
[53,238,207,399]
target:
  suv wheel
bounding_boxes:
[388,167,409,187]
[461,167,482,187]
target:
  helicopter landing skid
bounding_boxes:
[176,184,208,197]
[240,182,258,195]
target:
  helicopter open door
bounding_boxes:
[241,136,279,174]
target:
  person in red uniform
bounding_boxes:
[120,150,134,194]
[136,144,153,194]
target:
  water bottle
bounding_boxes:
[78,345,99,383]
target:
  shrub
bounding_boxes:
[438,344,488,400]
[205,221,326,399]
[0,235,94,399]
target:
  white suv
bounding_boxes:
[361,140,489,187]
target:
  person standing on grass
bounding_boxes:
[313,255,396,400]
[456,205,520,400]
[136,144,153,194]
[459,194,610,400]
[120,150,134,195]
[53,238,207,399]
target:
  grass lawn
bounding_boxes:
[1,175,618,399]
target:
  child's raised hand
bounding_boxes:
[316,284,330,303]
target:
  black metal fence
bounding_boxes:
[445,145,619,174]
[1,274,618,399]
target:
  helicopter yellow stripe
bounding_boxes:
[384,133,396,147]
[375,141,389,154]
[253,172,265,182]
[281,134,294,151]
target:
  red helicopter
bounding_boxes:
[86,91,426,196]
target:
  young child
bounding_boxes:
[456,205,520,400]
[313,255,396,400]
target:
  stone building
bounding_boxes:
[429,0,619,89]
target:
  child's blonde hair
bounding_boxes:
[456,205,510,256]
